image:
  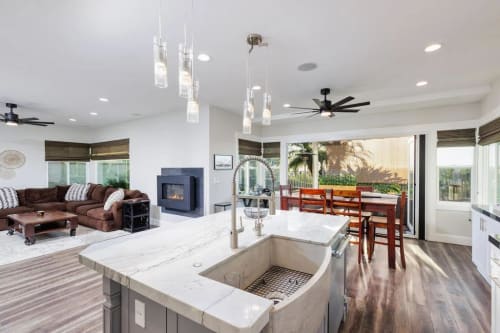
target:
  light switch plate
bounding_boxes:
[135,299,145,328]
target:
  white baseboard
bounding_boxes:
[427,233,472,246]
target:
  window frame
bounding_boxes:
[94,159,130,188]
[47,161,89,187]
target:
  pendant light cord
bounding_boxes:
[158,0,162,38]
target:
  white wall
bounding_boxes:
[481,77,500,121]
[208,107,241,213]
[0,125,90,189]
[93,107,210,224]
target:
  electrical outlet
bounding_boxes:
[135,299,145,328]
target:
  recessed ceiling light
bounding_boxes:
[69,118,77,122]
[90,112,98,116]
[197,54,211,62]
[98,97,109,102]
[252,85,262,91]
[297,62,318,71]
[416,81,428,87]
[424,43,442,53]
[283,103,291,108]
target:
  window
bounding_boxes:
[48,161,87,187]
[437,147,473,202]
[96,159,130,189]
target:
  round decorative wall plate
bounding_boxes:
[0,150,26,169]
[0,166,16,180]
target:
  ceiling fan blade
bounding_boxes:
[25,123,49,126]
[312,98,322,107]
[331,96,355,107]
[333,109,359,113]
[293,111,318,115]
[306,113,320,119]
[289,106,321,111]
[19,117,39,121]
[21,120,55,125]
[334,101,371,110]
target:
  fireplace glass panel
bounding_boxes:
[164,184,184,201]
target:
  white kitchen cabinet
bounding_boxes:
[471,207,500,284]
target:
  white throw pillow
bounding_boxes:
[65,183,91,201]
[0,187,19,209]
[104,189,124,211]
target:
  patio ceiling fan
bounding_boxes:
[289,88,370,118]
[1,103,55,127]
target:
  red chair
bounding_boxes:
[299,188,327,214]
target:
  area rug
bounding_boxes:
[0,226,129,266]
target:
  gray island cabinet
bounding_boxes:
[80,209,349,333]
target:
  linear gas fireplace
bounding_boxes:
[157,168,204,217]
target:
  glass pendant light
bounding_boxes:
[178,42,193,98]
[262,92,271,126]
[246,88,255,119]
[186,80,199,123]
[153,0,167,88]
[243,101,252,134]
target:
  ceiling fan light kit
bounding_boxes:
[1,103,55,127]
[290,88,370,119]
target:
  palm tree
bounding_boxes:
[324,141,370,174]
[288,143,327,175]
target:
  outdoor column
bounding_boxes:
[312,142,319,188]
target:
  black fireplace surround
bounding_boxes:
[157,168,204,217]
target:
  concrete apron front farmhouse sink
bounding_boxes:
[200,237,331,333]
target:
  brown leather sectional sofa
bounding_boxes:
[0,184,148,232]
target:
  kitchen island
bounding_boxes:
[79,209,349,333]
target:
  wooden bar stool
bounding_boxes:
[299,188,327,214]
[367,192,407,268]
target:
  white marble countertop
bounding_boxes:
[79,209,349,333]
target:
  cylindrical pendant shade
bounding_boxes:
[187,81,200,123]
[153,36,168,88]
[178,43,193,98]
[262,92,271,126]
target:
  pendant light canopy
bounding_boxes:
[153,0,168,88]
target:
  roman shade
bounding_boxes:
[437,128,476,147]
[90,139,130,160]
[45,141,90,161]
[263,142,280,158]
[478,117,500,145]
[238,139,262,156]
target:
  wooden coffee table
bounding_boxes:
[7,211,78,246]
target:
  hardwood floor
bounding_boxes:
[0,240,491,333]
[0,246,102,333]
[340,239,491,333]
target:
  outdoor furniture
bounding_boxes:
[280,191,400,269]
[368,192,407,268]
[7,211,78,245]
[214,201,232,212]
[331,190,365,264]
[356,185,374,192]
[299,188,327,214]
[280,185,299,209]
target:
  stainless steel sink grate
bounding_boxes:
[245,266,312,300]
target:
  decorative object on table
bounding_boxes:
[0,150,25,169]
[242,33,271,134]
[214,154,233,170]
[1,103,55,126]
[36,210,45,217]
[122,199,150,233]
[288,88,370,118]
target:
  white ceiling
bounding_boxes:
[1,0,499,127]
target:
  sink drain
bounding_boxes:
[265,291,288,305]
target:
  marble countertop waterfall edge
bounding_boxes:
[79,209,349,333]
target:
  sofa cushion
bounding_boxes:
[104,188,117,202]
[31,202,67,211]
[25,187,58,204]
[0,206,34,218]
[75,203,104,215]
[104,189,124,211]
[0,187,19,208]
[16,190,26,206]
[90,185,108,202]
[56,185,70,202]
[65,183,90,201]
[66,200,100,213]
[86,207,113,221]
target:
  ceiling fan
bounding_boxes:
[1,103,55,127]
[289,88,370,118]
